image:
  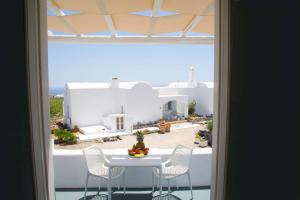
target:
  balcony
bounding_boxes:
[53,147,211,200]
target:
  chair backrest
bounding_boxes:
[170,145,193,172]
[82,145,106,173]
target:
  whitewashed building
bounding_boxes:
[63,68,213,134]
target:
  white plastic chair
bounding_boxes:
[83,145,126,200]
[152,145,193,199]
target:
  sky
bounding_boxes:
[48,43,214,89]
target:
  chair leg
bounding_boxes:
[84,173,89,200]
[175,177,179,189]
[187,172,193,199]
[123,172,126,196]
[167,180,171,200]
[117,181,120,190]
[97,177,101,195]
[151,172,155,194]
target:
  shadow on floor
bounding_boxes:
[56,187,209,200]
[79,193,183,200]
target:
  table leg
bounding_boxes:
[159,166,162,200]
[108,167,112,200]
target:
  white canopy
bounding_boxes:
[47,0,214,44]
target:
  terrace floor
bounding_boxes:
[56,187,210,200]
[55,123,206,150]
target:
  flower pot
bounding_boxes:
[165,123,171,132]
[159,125,166,133]
[205,132,212,147]
[199,140,208,147]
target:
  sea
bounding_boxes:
[49,87,64,96]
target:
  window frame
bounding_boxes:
[25,0,230,199]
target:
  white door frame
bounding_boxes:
[25,0,230,200]
[25,0,55,199]
[210,0,231,199]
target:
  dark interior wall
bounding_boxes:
[226,0,299,200]
[0,1,35,200]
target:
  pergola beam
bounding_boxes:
[47,0,65,16]
[96,0,116,37]
[181,16,204,37]
[48,35,214,45]
[148,0,164,36]
[181,2,215,37]
[47,0,80,35]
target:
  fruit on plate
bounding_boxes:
[133,153,144,158]
[128,149,135,156]
[128,147,149,156]
[128,131,150,157]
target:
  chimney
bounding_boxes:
[188,67,197,87]
[110,77,120,88]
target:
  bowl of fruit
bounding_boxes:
[128,131,149,158]
[128,145,149,158]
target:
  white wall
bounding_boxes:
[158,85,214,116]
[65,83,164,127]
[124,83,161,124]
[64,82,213,128]
[63,87,70,126]
[68,88,119,127]
[53,148,212,188]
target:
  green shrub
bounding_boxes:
[50,97,63,118]
[207,120,213,132]
[188,100,196,115]
[53,129,78,144]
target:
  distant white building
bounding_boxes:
[63,67,213,134]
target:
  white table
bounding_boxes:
[108,156,162,200]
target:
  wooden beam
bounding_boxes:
[181,2,215,37]
[47,0,80,35]
[148,0,164,36]
[48,35,214,45]
[96,0,116,37]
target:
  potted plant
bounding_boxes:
[159,120,166,133]
[194,133,201,144]
[199,136,208,147]
[165,122,171,132]
[206,120,213,146]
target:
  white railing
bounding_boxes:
[53,148,212,188]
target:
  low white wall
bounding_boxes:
[53,148,212,189]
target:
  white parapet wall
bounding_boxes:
[53,148,212,188]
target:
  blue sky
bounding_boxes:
[48,43,214,89]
